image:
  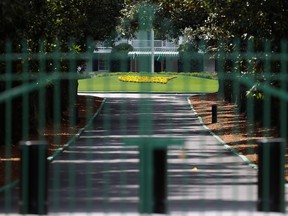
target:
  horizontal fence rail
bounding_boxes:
[0,38,288,215]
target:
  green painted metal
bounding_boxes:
[1,5,288,215]
[0,39,288,214]
[124,137,184,213]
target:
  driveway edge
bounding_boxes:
[187,96,258,170]
[47,97,106,162]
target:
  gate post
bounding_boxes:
[257,138,286,213]
[19,140,48,215]
[153,148,167,213]
[124,137,184,214]
[72,104,79,125]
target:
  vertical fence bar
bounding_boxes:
[263,40,272,137]
[245,38,256,156]
[4,40,13,212]
[19,141,48,214]
[257,138,286,213]
[216,39,225,99]
[153,148,167,213]
[67,40,77,211]
[139,144,154,213]
[151,29,155,73]
[22,40,30,141]
[124,138,184,214]
[51,40,62,212]
[280,40,288,139]
[38,40,46,140]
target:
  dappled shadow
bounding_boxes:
[169,199,256,212]
[47,95,260,213]
[0,94,262,214]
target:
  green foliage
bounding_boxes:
[189,72,218,80]
[154,0,207,36]
[76,0,124,42]
[1,0,124,52]
[117,1,184,39]
[110,43,133,72]
[206,0,288,41]
[118,0,288,53]
[178,42,204,72]
[0,0,125,146]
[112,43,134,52]
[0,0,28,40]
[178,43,198,53]
[182,0,288,54]
[71,44,82,54]
[246,83,265,100]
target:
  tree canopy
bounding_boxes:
[0,0,125,146]
[117,0,207,40]
[1,0,124,51]
[118,0,288,48]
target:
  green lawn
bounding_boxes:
[78,72,218,93]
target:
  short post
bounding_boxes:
[19,141,48,215]
[124,138,184,214]
[153,149,167,213]
[212,104,217,123]
[257,138,286,213]
[72,104,79,125]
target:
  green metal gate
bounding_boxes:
[1,9,288,215]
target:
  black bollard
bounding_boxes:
[257,138,286,213]
[19,141,48,215]
[212,104,217,123]
[72,104,79,125]
[153,149,167,213]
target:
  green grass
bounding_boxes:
[78,72,218,93]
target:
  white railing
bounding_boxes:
[93,47,112,53]
[94,39,179,53]
[130,40,178,49]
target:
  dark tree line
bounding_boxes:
[2,0,288,145]
[0,0,124,145]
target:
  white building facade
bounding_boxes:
[93,38,180,72]
[92,33,215,73]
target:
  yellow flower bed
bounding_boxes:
[118,75,177,84]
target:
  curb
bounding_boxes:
[0,96,106,192]
[78,91,216,95]
[187,96,258,170]
[0,179,19,193]
[47,97,106,162]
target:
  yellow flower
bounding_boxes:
[118,75,177,84]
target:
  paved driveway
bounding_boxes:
[49,93,261,214]
[1,93,286,215]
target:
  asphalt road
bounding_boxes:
[48,93,266,214]
[1,93,287,215]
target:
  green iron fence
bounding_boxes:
[0,36,288,215]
